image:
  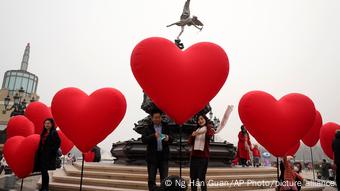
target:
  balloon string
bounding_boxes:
[310,147,316,181]
[80,154,85,191]
[20,178,24,191]
[276,157,280,182]
[179,124,182,178]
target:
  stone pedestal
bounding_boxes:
[111,94,236,167]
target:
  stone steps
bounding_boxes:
[38,162,325,191]
[65,165,277,182]
[52,169,275,191]
[73,162,277,176]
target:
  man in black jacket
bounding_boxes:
[142,109,172,191]
[332,130,340,190]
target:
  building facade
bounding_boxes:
[0,43,40,151]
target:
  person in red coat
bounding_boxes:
[251,144,261,167]
[235,125,252,167]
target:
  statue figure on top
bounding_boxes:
[167,0,204,40]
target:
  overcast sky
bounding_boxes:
[1,0,340,152]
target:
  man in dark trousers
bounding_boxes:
[332,130,340,190]
[142,109,172,191]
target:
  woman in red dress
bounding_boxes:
[235,125,252,167]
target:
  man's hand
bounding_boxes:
[163,135,169,142]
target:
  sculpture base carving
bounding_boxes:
[111,139,235,167]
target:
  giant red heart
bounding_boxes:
[286,141,300,156]
[6,115,35,139]
[25,101,53,134]
[3,135,40,178]
[302,110,323,147]
[238,91,316,157]
[320,122,340,159]
[57,130,74,155]
[131,37,229,124]
[51,87,126,153]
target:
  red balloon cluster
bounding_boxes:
[320,122,340,159]
[4,101,75,178]
[238,91,316,157]
[51,87,127,153]
[131,37,229,124]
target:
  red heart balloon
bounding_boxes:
[286,141,300,156]
[3,135,40,178]
[51,87,126,153]
[238,91,316,157]
[131,37,229,124]
[6,115,35,139]
[302,110,323,147]
[25,101,53,134]
[57,130,74,155]
[83,151,95,162]
[320,122,340,159]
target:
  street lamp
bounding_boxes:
[13,93,20,105]
[2,87,31,116]
[4,95,10,108]
[30,96,36,103]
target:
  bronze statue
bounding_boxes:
[167,0,204,40]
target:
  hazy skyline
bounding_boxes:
[1,0,340,152]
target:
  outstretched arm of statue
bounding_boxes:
[167,22,176,27]
[214,105,234,134]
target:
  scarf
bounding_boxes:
[194,126,207,151]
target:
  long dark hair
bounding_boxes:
[40,118,56,136]
[195,114,211,128]
[241,125,248,136]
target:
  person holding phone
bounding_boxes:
[142,109,172,191]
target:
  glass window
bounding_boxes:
[8,76,16,90]
[14,77,23,90]
[27,79,33,93]
[33,81,37,93]
[2,76,9,88]
[22,77,29,91]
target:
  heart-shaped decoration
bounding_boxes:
[51,87,126,153]
[6,115,35,139]
[238,91,316,157]
[131,37,229,124]
[286,141,300,156]
[25,101,53,134]
[57,130,74,155]
[302,110,323,147]
[320,122,340,159]
[3,135,40,178]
